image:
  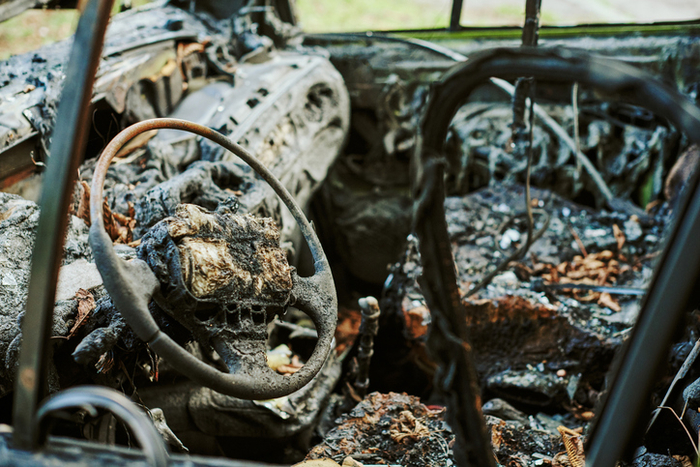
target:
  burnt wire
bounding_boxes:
[465,90,550,299]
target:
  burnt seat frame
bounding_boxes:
[414,46,700,467]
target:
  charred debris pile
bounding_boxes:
[0,3,699,467]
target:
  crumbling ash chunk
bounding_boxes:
[307,391,569,467]
[306,392,455,467]
[137,202,293,370]
[139,203,292,307]
[132,161,256,238]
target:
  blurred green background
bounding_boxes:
[1,0,699,59]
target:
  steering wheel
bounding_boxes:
[89,118,337,400]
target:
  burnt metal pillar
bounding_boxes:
[450,0,464,31]
[354,296,380,399]
[511,0,541,156]
[412,157,496,467]
[12,0,115,449]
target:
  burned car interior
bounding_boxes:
[0,0,700,466]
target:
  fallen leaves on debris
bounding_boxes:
[487,416,565,466]
[537,249,631,311]
[402,294,559,341]
[335,306,362,354]
[307,392,453,467]
[73,180,137,244]
[294,458,397,467]
[673,455,694,467]
[463,294,557,326]
[293,460,342,467]
[103,199,136,244]
[389,410,430,443]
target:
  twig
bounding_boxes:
[658,406,698,454]
[567,222,588,257]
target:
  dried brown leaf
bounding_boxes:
[591,250,614,261]
[102,199,121,241]
[594,269,609,285]
[277,355,304,375]
[76,181,91,226]
[580,259,606,270]
[566,270,595,280]
[673,455,694,467]
[613,223,625,251]
[598,292,621,312]
[102,199,137,244]
[549,266,560,283]
[112,211,129,225]
[68,288,95,339]
[96,352,114,374]
[576,292,600,303]
[557,262,568,275]
[575,411,595,421]
[552,451,572,467]
[115,129,158,158]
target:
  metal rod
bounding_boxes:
[449,0,464,31]
[413,158,496,467]
[511,0,542,155]
[354,297,381,399]
[532,280,647,296]
[12,0,115,450]
[521,0,542,47]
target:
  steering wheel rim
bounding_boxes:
[89,118,337,400]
